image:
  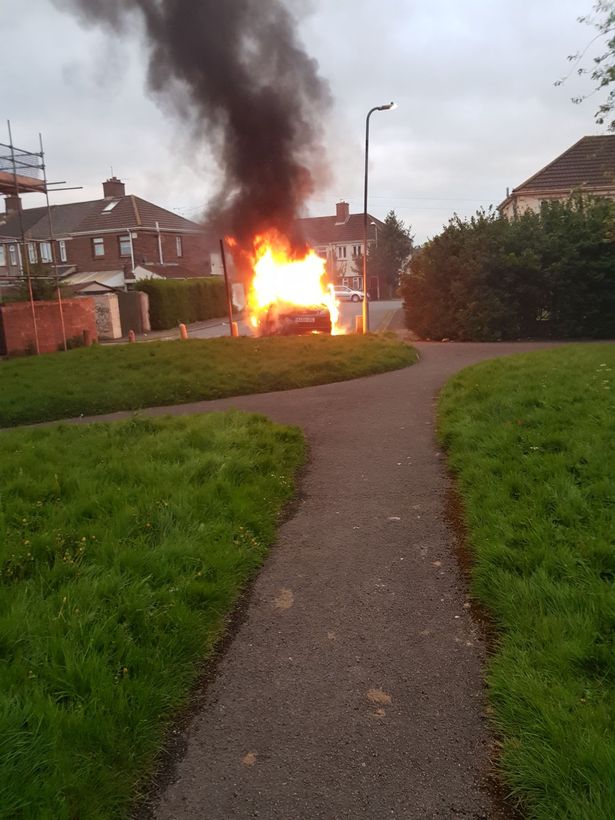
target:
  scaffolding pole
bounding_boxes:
[39,132,67,351]
[7,120,40,354]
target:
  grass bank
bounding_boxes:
[0,412,304,819]
[439,343,615,819]
[0,333,417,427]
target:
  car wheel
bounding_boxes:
[351,294,360,302]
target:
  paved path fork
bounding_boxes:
[95,341,557,819]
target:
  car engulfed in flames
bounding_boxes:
[237,230,342,337]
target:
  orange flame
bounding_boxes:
[244,230,342,334]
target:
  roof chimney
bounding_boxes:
[5,195,22,216]
[103,176,126,199]
[335,201,350,224]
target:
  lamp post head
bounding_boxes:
[378,101,397,111]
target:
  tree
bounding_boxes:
[556,1,615,130]
[353,211,414,298]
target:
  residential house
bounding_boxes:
[0,177,211,291]
[298,202,385,298]
[499,135,615,217]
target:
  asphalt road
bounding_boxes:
[73,339,562,820]
[180,299,402,340]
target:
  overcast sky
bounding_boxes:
[1,0,609,242]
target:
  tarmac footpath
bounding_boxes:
[77,340,559,819]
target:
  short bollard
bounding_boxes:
[179,323,188,340]
[128,330,136,343]
[231,321,239,337]
[82,329,92,347]
[355,315,363,334]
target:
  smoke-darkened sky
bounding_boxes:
[1,0,607,242]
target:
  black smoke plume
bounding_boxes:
[55,0,330,250]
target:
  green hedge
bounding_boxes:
[401,195,615,341]
[136,277,227,330]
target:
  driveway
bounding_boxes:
[83,341,560,819]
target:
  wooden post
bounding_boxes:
[128,330,136,343]
[220,238,235,337]
[179,322,188,339]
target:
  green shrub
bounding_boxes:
[136,278,227,329]
[401,196,615,341]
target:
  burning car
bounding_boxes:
[258,302,332,336]
[244,231,342,337]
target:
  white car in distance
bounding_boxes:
[331,284,368,302]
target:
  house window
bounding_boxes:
[40,242,52,263]
[353,245,362,257]
[119,235,132,257]
[353,277,361,290]
[336,245,347,259]
[27,243,37,264]
[59,240,67,262]
[175,236,183,257]
[0,245,5,266]
[9,245,18,266]
[92,237,105,258]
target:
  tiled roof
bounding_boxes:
[299,212,384,245]
[0,195,202,241]
[512,135,615,195]
[74,196,201,234]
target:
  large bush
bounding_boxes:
[136,277,227,330]
[401,196,615,340]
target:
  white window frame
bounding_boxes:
[119,235,132,257]
[9,245,18,266]
[92,237,105,258]
[27,242,37,264]
[40,242,52,263]
[175,236,183,257]
[336,245,347,259]
[59,240,67,263]
[0,245,5,266]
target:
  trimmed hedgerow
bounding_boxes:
[137,277,226,329]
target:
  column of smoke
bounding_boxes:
[55,0,330,263]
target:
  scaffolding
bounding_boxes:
[0,120,68,353]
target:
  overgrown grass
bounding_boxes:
[0,334,417,427]
[439,343,615,820]
[0,412,304,819]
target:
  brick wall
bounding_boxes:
[0,297,97,356]
[66,231,209,275]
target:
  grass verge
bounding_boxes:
[0,333,417,427]
[438,343,615,819]
[0,412,304,819]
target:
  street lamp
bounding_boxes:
[363,101,397,333]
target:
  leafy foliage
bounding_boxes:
[354,211,414,297]
[557,1,615,131]
[401,197,615,340]
[136,277,227,329]
[3,263,63,303]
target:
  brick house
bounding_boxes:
[298,202,385,298]
[0,177,211,289]
[498,135,615,217]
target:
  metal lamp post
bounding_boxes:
[362,101,397,333]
